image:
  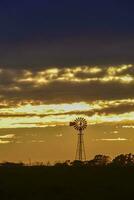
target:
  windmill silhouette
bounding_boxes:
[70,117,87,161]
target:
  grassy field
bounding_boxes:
[0,166,134,200]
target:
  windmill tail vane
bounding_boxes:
[69,121,76,126]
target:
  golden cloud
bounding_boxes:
[0,65,134,128]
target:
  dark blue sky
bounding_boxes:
[0,0,134,67]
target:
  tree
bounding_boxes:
[112,153,134,167]
[71,160,85,167]
[54,160,70,167]
[1,162,24,168]
[88,155,111,166]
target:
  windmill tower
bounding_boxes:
[70,117,87,161]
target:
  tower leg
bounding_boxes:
[75,130,86,161]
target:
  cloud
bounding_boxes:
[0,134,15,144]
[91,102,134,115]
[31,140,45,143]
[0,65,134,104]
[94,137,128,141]
[0,134,15,139]
[113,131,119,134]
[0,65,134,128]
[0,99,133,118]
[56,134,63,137]
[0,99,134,128]
[0,140,11,144]
[122,125,134,129]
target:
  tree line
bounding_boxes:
[1,153,134,167]
[69,153,134,167]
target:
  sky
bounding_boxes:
[0,0,134,163]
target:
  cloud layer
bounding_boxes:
[0,64,134,128]
[0,64,134,103]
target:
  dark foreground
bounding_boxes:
[0,166,134,200]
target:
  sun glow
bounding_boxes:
[0,99,134,128]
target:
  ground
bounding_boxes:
[0,166,134,200]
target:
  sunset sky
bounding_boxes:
[0,1,134,163]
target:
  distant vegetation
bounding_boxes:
[1,153,134,168]
[1,154,134,199]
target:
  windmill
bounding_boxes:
[70,117,87,161]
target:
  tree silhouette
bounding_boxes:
[112,153,134,167]
[71,160,85,167]
[1,162,24,168]
[88,155,111,166]
[54,160,70,167]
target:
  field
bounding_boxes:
[0,165,134,200]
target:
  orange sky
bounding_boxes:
[0,64,134,162]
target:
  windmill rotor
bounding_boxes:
[73,117,87,131]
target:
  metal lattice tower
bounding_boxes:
[70,117,87,161]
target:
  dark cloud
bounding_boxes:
[74,70,106,79]
[0,65,134,104]
[60,103,134,116]
[0,1,134,66]
[116,66,134,76]
[4,80,133,103]
[1,101,134,119]
[97,104,134,115]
